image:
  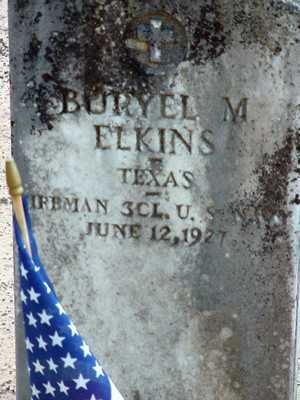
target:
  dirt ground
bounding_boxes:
[0,1,300,399]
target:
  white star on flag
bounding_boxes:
[73,373,90,389]
[27,287,41,303]
[38,309,53,326]
[36,335,47,351]
[68,321,79,336]
[61,352,77,369]
[47,358,58,373]
[81,341,92,357]
[43,282,51,293]
[57,380,69,395]
[20,263,29,280]
[27,312,37,328]
[93,361,105,377]
[25,337,34,353]
[31,384,40,398]
[21,290,27,304]
[55,303,66,315]
[49,331,65,347]
[43,381,56,397]
[33,359,45,375]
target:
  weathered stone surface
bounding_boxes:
[9,1,300,400]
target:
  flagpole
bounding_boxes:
[6,160,32,256]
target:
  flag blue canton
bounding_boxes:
[15,195,124,400]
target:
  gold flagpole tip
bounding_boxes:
[6,159,24,196]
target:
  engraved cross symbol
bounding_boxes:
[131,18,175,64]
[125,12,186,75]
[138,18,174,63]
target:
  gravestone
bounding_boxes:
[9,1,300,399]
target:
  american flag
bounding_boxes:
[14,195,124,400]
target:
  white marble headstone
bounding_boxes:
[9,1,300,399]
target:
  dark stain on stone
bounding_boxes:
[41,73,53,83]
[256,134,294,249]
[23,33,42,63]
[188,3,226,64]
[34,12,43,24]
[133,390,141,400]
[83,2,137,94]
[292,194,300,205]
[15,0,29,12]
[35,84,54,130]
